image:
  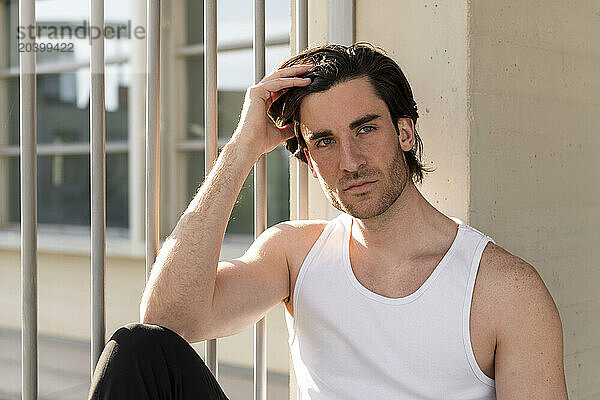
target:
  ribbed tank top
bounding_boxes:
[285,212,497,400]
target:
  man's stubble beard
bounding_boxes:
[322,142,409,219]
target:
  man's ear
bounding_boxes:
[303,148,318,178]
[396,118,415,152]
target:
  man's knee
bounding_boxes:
[91,323,225,400]
[92,323,192,381]
[107,322,187,357]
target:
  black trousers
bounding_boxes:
[88,323,229,400]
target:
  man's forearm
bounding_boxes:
[139,134,260,337]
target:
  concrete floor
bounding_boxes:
[0,328,288,400]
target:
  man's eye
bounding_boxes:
[316,138,334,147]
[358,126,375,134]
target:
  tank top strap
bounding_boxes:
[462,228,496,388]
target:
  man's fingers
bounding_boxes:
[262,77,311,95]
[260,64,313,83]
[246,66,312,107]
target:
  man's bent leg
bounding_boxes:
[88,323,228,400]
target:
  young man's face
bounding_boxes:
[299,76,415,219]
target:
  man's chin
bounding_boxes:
[332,200,388,220]
[345,209,387,220]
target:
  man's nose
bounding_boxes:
[338,139,366,172]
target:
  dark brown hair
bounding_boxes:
[268,42,432,184]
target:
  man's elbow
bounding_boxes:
[138,286,156,324]
[138,300,191,341]
[138,301,155,326]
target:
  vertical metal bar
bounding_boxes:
[296,0,308,220]
[204,0,218,377]
[19,0,37,398]
[90,0,107,374]
[253,3,267,399]
[146,0,161,279]
[129,0,146,245]
[327,0,354,45]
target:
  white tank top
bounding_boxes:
[285,213,497,400]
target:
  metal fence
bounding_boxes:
[17,0,309,399]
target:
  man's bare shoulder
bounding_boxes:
[273,218,330,231]
[271,218,331,259]
[275,219,329,231]
[479,242,539,283]
[252,219,329,248]
[479,242,549,299]
[477,242,561,343]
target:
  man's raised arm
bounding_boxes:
[139,64,312,342]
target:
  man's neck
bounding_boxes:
[350,181,458,263]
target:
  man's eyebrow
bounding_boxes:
[348,113,381,130]
[305,114,382,143]
[306,129,333,142]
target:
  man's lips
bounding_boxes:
[343,180,377,192]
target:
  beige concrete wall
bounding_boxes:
[469,2,600,398]
[0,244,290,375]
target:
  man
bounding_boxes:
[89,43,568,399]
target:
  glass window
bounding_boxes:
[5,0,18,69]
[185,0,291,45]
[3,68,130,228]
[186,0,204,45]
[4,78,19,146]
[2,0,132,230]
[2,2,10,67]
[185,56,205,139]
[8,153,128,228]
